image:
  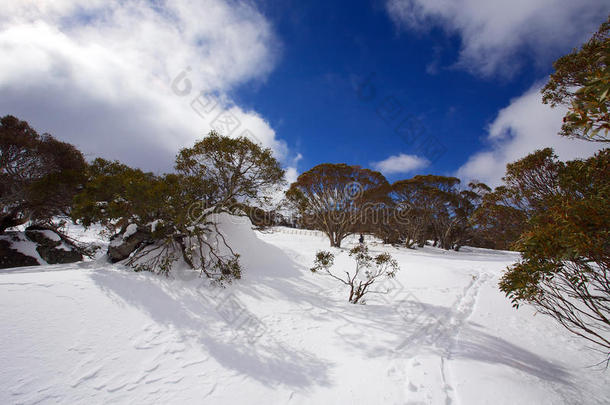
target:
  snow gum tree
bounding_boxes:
[0,115,87,233]
[286,163,388,247]
[72,159,166,232]
[382,175,482,250]
[175,131,284,208]
[499,148,610,363]
[73,131,285,282]
[469,185,527,250]
[542,16,609,143]
[468,149,565,251]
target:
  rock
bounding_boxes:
[0,227,83,269]
[25,226,83,264]
[36,243,83,264]
[0,238,40,269]
[24,227,61,245]
[107,224,152,263]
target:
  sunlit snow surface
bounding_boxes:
[1,218,609,404]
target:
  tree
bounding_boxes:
[542,17,609,142]
[470,186,527,250]
[286,164,388,247]
[502,148,563,214]
[72,158,164,232]
[499,149,610,363]
[356,183,396,243]
[175,131,285,208]
[73,132,285,281]
[412,176,463,249]
[386,175,479,251]
[0,115,86,233]
[449,187,481,251]
[387,179,428,248]
[468,149,564,251]
[311,244,399,304]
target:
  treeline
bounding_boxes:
[284,164,522,251]
[285,164,485,250]
[0,116,285,282]
[0,111,529,273]
[1,112,608,356]
[1,112,605,259]
[282,149,607,254]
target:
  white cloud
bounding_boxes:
[283,153,302,184]
[386,0,609,77]
[284,167,299,185]
[456,83,604,187]
[372,153,429,175]
[0,0,292,172]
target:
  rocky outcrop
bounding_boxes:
[107,224,152,263]
[0,238,40,268]
[25,226,83,265]
[0,227,83,269]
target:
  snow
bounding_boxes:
[150,220,161,233]
[123,224,138,239]
[30,229,74,252]
[34,229,62,242]
[1,220,609,404]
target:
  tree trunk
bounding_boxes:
[175,235,195,269]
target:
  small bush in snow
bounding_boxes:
[311,244,399,304]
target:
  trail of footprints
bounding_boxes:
[400,272,489,405]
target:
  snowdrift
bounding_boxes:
[209,213,301,279]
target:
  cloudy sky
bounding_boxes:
[1,0,608,186]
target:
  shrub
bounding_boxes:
[311,244,399,304]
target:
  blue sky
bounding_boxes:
[235,0,542,181]
[235,0,607,184]
[0,0,607,186]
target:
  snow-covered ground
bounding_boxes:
[1,222,609,404]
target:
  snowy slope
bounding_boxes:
[1,222,609,404]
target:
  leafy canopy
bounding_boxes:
[499,149,610,360]
[542,17,609,142]
[0,115,86,232]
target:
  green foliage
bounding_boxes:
[542,17,609,142]
[470,187,527,250]
[287,163,388,247]
[72,158,167,231]
[73,132,284,281]
[499,149,610,359]
[310,250,334,273]
[388,175,481,250]
[502,148,562,213]
[469,149,564,251]
[311,244,399,304]
[0,115,86,232]
[175,131,285,207]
